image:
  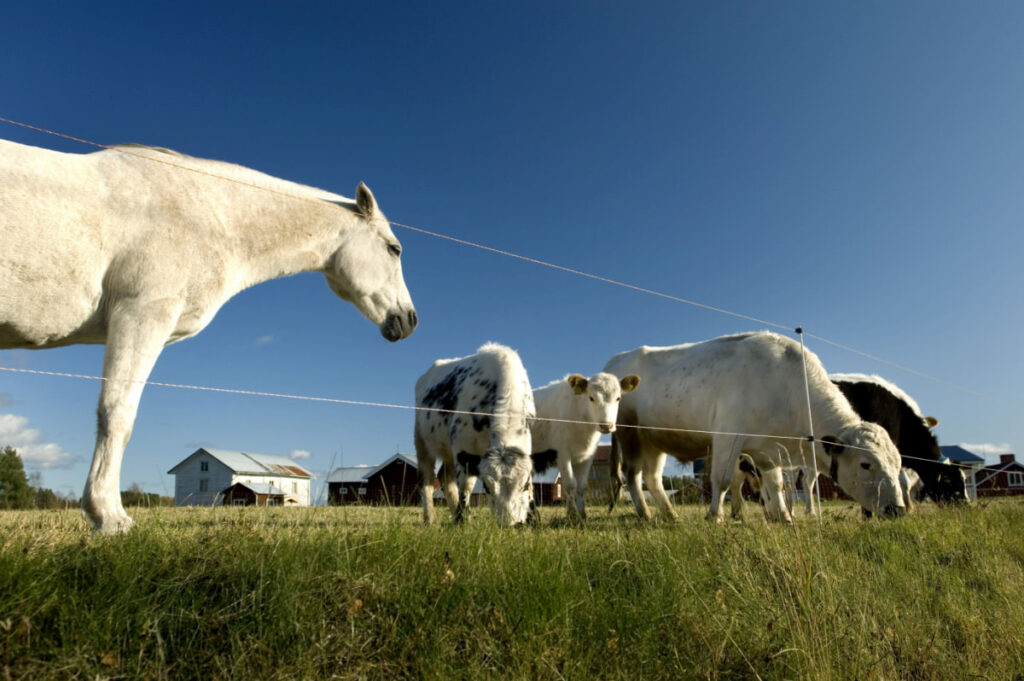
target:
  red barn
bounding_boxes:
[327,454,420,506]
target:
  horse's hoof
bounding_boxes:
[91,514,135,535]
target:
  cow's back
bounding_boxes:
[607,333,839,450]
[415,343,533,458]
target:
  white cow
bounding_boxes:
[414,343,537,527]
[531,372,641,520]
[0,140,417,533]
[604,332,906,522]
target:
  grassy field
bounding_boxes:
[1,500,1022,681]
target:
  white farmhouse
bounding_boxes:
[168,448,314,507]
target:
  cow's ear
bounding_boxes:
[355,182,379,217]
[924,416,939,428]
[821,436,845,455]
[620,375,641,393]
[567,374,588,395]
[531,449,558,473]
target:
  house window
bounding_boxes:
[200,461,208,472]
[232,498,246,506]
[199,479,209,492]
[340,488,348,495]
[268,498,280,506]
[1009,472,1023,488]
[358,487,367,496]
[292,482,298,494]
[556,483,562,497]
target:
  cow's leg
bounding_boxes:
[642,452,679,521]
[454,462,477,525]
[82,299,180,534]
[559,457,581,522]
[622,456,651,520]
[729,461,747,519]
[437,460,459,512]
[758,466,792,523]
[414,434,436,525]
[707,435,743,522]
[572,458,594,520]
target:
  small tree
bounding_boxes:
[0,446,34,510]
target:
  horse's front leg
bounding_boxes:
[82,298,180,534]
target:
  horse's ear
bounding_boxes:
[356,182,379,217]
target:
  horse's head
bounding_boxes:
[324,183,417,341]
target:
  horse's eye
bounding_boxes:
[388,243,402,257]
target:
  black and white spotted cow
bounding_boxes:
[530,372,641,521]
[414,342,541,527]
[831,373,968,505]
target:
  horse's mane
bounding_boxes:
[112,143,189,158]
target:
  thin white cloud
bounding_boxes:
[0,413,79,470]
[255,335,275,346]
[0,393,11,408]
[959,442,1014,464]
[289,449,312,460]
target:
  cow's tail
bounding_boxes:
[608,432,623,513]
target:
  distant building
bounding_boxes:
[327,454,420,505]
[168,448,313,507]
[974,453,1024,498]
[940,445,986,500]
[220,482,295,507]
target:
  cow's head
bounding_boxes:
[921,459,970,504]
[823,422,906,518]
[907,415,970,505]
[477,446,535,527]
[567,372,641,434]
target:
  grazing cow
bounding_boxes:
[414,343,539,527]
[605,332,906,522]
[831,373,968,505]
[531,372,641,520]
[0,140,417,533]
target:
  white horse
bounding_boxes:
[0,139,418,533]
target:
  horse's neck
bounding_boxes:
[225,185,354,293]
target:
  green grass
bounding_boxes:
[1,500,1023,680]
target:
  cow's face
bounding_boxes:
[479,447,534,526]
[567,373,641,434]
[827,422,906,518]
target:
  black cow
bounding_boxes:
[831,374,968,504]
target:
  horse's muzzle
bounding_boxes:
[380,309,417,342]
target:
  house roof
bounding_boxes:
[939,445,985,464]
[327,453,418,484]
[227,481,288,496]
[327,465,374,483]
[168,448,314,477]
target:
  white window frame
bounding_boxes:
[358,487,367,496]
[1008,471,1023,488]
[232,498,246,506]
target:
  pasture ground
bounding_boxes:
[0,500,1022,681]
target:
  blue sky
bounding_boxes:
[2,2,1022,499]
